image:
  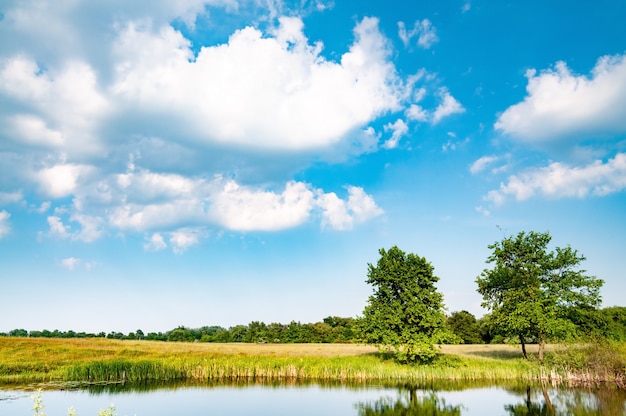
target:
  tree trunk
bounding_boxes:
[538,338,546,363]
[520,334,528,359]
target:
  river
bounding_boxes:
[1,381,625,415]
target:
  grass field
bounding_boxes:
[0,337,623,387]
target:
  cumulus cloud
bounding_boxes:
[110,16,406,150]
[0,57,109,156]
[210,180,315,231]
[0,4,412,250]
[170,228,203,254]
[432,88,465,124]
[382,119,409,149]
[485,153,626,205]
[144,233,167,252]
[35,164,93,198]
[398,19,438,49]
[0,210,11,238]
[495,54,626,142]
[47,215,71,239]
[317,186,383,230]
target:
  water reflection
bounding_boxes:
[356,388,461,415]
[1,381,624,415]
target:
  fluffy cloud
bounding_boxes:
[0,57,109,156]
[495,54,626,141]
[170,229,203,253]
[382,119,409,149]
[0,210,10,238]
[0,4,407,250]
[110,16,406,150]
[485,153,626,205]
[144,233,167,252]
[36,164,93,198]
[210,180,315,231]
[398,19,438,49]
[317,186,383,230]
[41,164,383,245]
[432,88,465,124]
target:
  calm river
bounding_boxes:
[1,382,625,415]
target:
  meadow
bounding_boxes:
[1,337,624,388]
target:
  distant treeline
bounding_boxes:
[3,307,625,344]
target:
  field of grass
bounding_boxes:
[0,337,623,388]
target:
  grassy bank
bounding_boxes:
[1,338,623,387]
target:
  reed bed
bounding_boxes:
[1,337,623,387]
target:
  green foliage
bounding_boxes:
[447,311,483,344]
[166,327,195,342]
[546,338,626,387]
[476,231,603,361]
[359,246,453,363]
[601,306,626,341]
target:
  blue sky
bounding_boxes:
[1,0,625,334]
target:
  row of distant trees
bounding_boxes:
[3,307,625,344]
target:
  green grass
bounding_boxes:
[1,338,624,387]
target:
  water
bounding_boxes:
[1,382,625,415]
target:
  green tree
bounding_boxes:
[476,231,603,362]
[447,310,483,344]
[358,246,452,363]
[167,327,194,342]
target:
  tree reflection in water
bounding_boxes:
[504,385,626,416]
[356,388,461,416]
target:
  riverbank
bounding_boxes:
[1,338,623,388]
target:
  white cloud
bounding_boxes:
[0,6,395,248]
[495,54,626,142]
[47,215,70,239]
[317,186,383,230]
[382,119,409,149]
[0,57,109,155]
[470,155,499,174]
[170,228,202,254]
[432,88,465,124]
[111,16,406,150]
[485,153,626,205]
[0,210,11,238]
[36,164,92,198]
[61,257,81,271]
[405,104,429,122]
[398,19,438,49]
[60,256,96,271]
[144,233,167,252]
[210,180,315,231]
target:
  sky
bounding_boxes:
[1,0,625,334]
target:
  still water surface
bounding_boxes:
[1,382,625,415]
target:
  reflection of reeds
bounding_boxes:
[1,338,624,387]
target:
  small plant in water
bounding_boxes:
[31,391,120,416]
[32,390,46,416]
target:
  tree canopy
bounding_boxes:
[476,231,604,361]
[358,246,453,362]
